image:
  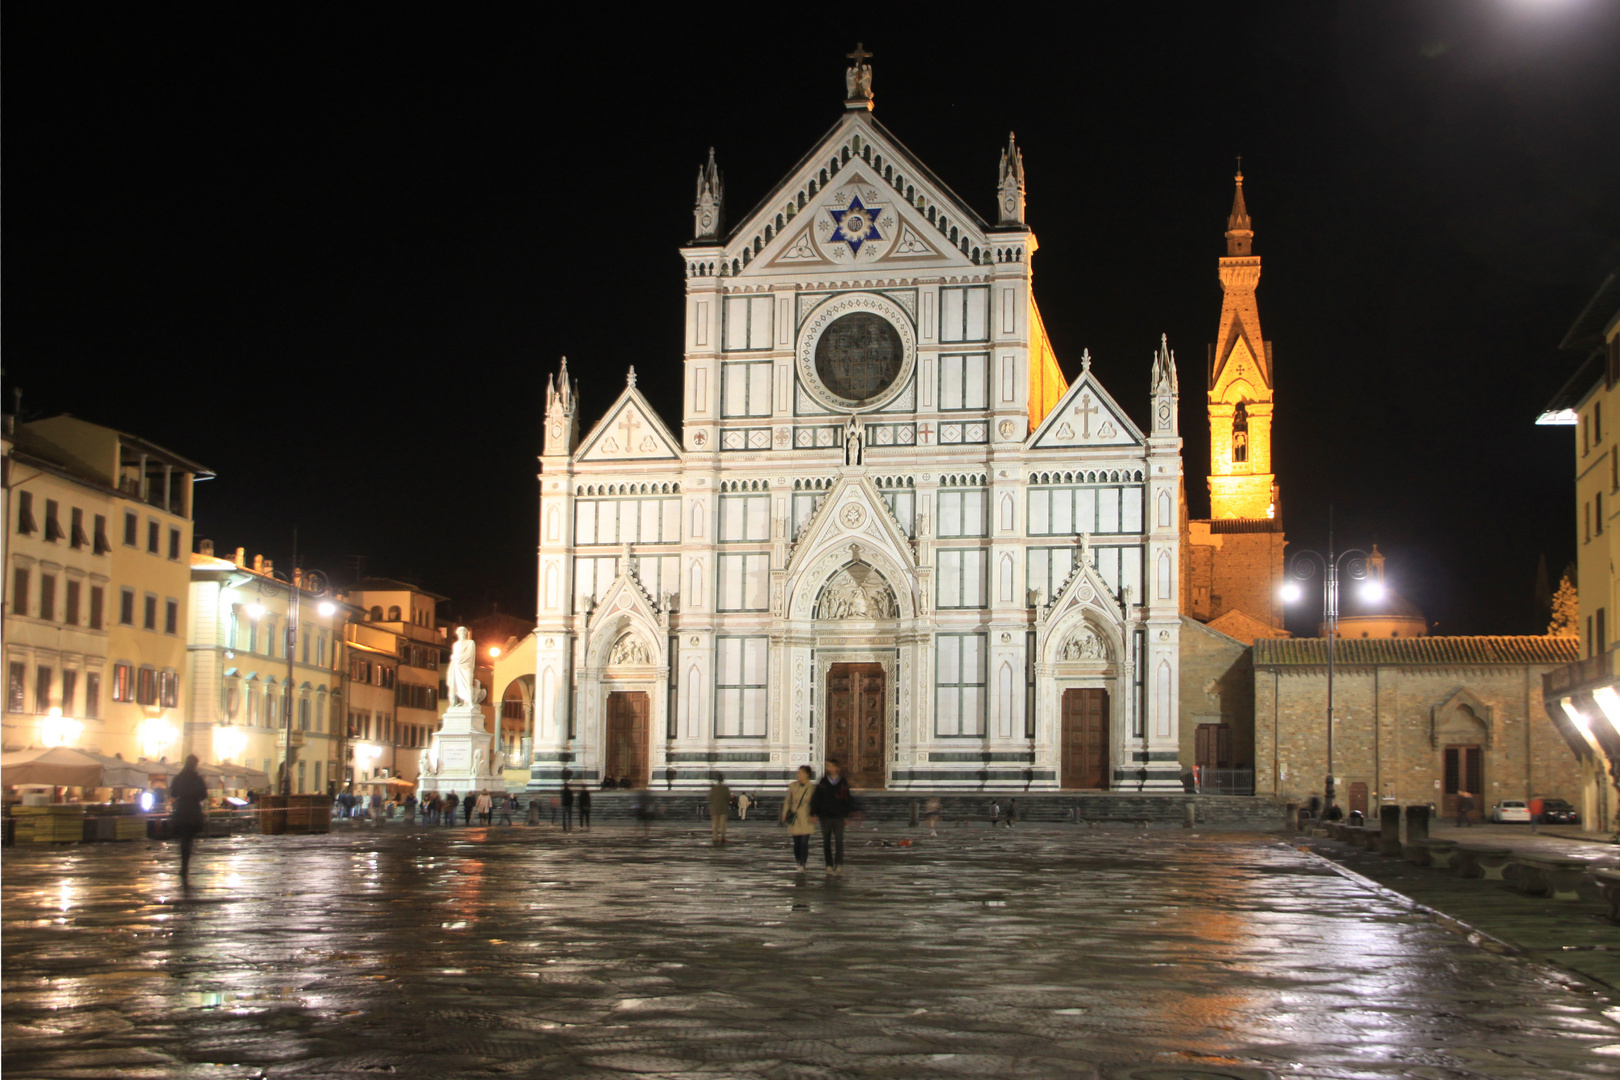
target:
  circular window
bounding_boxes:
[813,312,904,403]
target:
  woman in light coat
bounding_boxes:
[780,766,816,870]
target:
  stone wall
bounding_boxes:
[1253,651,1585,812]
[1178,616,1254,773]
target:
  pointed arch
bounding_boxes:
[999,554,1014,604]
[686,667,702,739]
[1157,551,1173,600]
[546,507,560,542]
[544,564,560,611]
[1156,490,1172,529]
[997,662,1014,739]
[690,561,704,610]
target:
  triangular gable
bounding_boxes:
[726,112,997,275]
[1027,361,1143,450]
[575,383,683,463]
[785,474,917,578]
[1204,608,1286,646]
[586,563,667,666]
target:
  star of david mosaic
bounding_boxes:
[828,196,883,254]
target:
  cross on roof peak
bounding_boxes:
[847,43,872,65]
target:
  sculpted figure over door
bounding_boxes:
[609,633,651,666]
[1060,627,1109,662]
[815,563,898,620]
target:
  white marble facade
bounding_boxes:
[530,78,1182,792]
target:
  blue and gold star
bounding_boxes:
[828,196,883,255]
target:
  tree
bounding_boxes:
[1548,573,1579,637]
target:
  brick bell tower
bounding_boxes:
[1182,166,1287,643]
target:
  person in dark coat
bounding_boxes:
[810,758,853,874]
[560,781,575,832]
[443,790,459,824]
[168,755,209,885]
[577,787,592,830]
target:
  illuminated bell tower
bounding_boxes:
[1207,168,1276,521]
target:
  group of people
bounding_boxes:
[702,758,855,874]
[416,789,517,826]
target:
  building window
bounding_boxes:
[722,294,773,352]
[84,672,100,718]
[12,568,28,616]
[43,500,64,542]
[299,697,311,731]
[387,605,402,620]
[70,508,88,549]
[937,489,988,538]
[719,493,771,542]
[936,634,987,736]
[16,491,37,535]
[938,353,989,411]
[144,594,158,631]
[93,515,110,554]
[89,586,104,630]
[720,361,773,417]
[136,667,158,706]
[119,588,135,625]
[164,599,179,635]
[1232,403,1250,463]
[1601,608,1609,653]
[716,553,770,611]
[35,666,53,712]
[573,498,681,546]
[1597,401,1604,442]
[158,669,179,708]
[715,637,768,737]
[111,663,134,702]
[168,527,181,560]
[7,662,25,712]
[39,574,56,621]
[1600,492,1606,536]
[64,580,80,626]
[939,286,990,343]
[936,549,988,609]
[1028,485,1145,536]
[145,520,159,554]
[123,512,138,547]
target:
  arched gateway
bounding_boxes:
[527,60,1183,793]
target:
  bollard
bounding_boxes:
[909,801,919,828]
[1377,805,1403,856]
[1404,804,1430,845]
[1184,802,1196,829]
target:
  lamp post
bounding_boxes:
[1279,523,1383,817]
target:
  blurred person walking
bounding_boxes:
[811,759,852,874]
[708,775,732,844]
[168,755,208,886]
[780,766,815,870]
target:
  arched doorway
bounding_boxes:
[604,691,649,787]
[500,675,534,754]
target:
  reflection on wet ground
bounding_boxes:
[4,824,1617,1079]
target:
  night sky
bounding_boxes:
[7,3,1619,633]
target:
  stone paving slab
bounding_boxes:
[4,824,1620,1079]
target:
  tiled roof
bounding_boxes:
[1254,635,1580,668]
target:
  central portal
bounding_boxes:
[603,691,649,787]
[825,663,887,790]
[1060,688,1110,789]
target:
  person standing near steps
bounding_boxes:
[811,758,853,875]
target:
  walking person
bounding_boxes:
[499,793,516,826]
[475,789,493,825]
[736,792,752,821]
[1456,791,1475,827]
[780,766,815,870]
[811,758,853,874]
[168,755,209,887]
[708,775,732,844]
[463,789,476,825]
[404,791,417,824]
[560,782,575,832]
[577,787,591,830]
[1529,794,1544,834]
[444,790,459,825]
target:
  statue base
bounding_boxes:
[417,704,507,795]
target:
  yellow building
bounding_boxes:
[1538,270,1620,832]
[343,621,406,787]
[349,578,447,783]
[187,545,349,793]
[4,414,210,763]
[1182,171,1286,645]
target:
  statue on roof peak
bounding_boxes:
[845,43,873,107]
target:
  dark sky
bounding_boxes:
[7,3,1619,632]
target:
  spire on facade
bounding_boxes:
[543,356,579,457]
[1225,160,1253,256]
[626,365,638,389]
[693,148,724,242]
[844,43,874,110]
[1080,348,1092,375]
[1152,333,1179,395]
[997,132,1026,226]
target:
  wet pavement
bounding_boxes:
[5,822,1620,1079]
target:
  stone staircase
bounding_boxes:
[532,790,1287,831]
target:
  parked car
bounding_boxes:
[1491,800,1531,823]
[1539,798,1581,826]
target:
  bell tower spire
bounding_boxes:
[1207,163,1275,521]
[693,148,724,242]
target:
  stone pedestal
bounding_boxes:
[418,704,507,796]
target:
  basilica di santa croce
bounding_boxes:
[529,56,1187,793]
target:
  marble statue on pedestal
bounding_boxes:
[448,626,477,707]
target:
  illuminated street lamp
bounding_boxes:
[1279,522,1379,817]
[39,707,83,748]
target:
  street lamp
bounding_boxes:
[39,707,83,748]
[1279,525,1378,818]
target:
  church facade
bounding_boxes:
[530,58,1183,792]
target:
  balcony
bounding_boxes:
[1544,649,1616,698]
